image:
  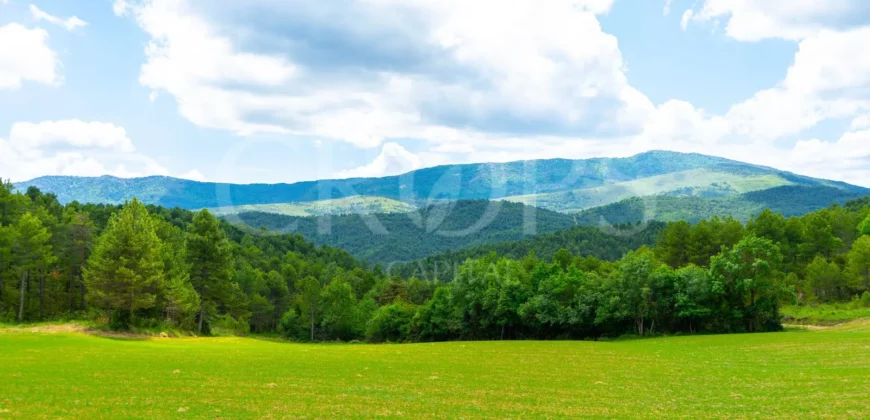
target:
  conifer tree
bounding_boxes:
[10,213,54,322]
[83,199,164,327]
[186,210,233,333]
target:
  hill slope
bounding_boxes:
[205,196,415,217]
[16,151,867,224]
[20,150,860,209]
[575,186,870,225]
[392,222,666,281]
[229,200,576,263]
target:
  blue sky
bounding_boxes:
[1,0,869,186]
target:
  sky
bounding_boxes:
[1,0,870,186]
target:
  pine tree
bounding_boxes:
[294,275,322,341]
[153,217,199,328]
[186,210,233,333]
[10,213,54,322]
[62,209,94,312]
[83,199,164,327]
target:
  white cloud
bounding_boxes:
[718,27,870,142]
[113,0,870,188]
[116,0,639,149]
[680,10,693,31]
[0,120,200,182]
[788,131,870,186]
[0,23,60,89]
[687,0,868,41]
[335,143,423,179]
[29,4,88,31]
[179,169,206,181]
[663,0,672,15]
[851,115,870,130]
[9,120,135,153]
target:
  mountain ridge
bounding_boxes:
[16,150,866,213]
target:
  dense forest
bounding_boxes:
[231,200,577,263]
[390,222,666,281]
[574,186,867,225]
[2,181,869,342]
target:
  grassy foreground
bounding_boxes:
[781,303,870,325]
[1,327,869,419]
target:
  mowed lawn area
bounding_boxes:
[1,326,869,419]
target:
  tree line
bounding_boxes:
[2,181,869,342]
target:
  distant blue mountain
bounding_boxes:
[14,150,869,213]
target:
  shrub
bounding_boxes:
[365,301,417,343]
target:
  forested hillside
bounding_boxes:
[206,196,416,217]
[574,186,868,225]
[0,181,376,335]
[391,222,666,281]
[19,151,865,217]
[231,200,577,263]
[15,151,735,208]
[3,180,869,342]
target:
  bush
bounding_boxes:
[365,301,417,343]
[278,309,307,341]
[210,314,250,336]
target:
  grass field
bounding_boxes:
[782,303,870,325]
[1,327,869,419]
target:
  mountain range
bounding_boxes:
[16,150,869,214]
[13,150,870,263]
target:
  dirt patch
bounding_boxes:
[785,318,870,332]
[0,323,87,334]
[0,323,181,339]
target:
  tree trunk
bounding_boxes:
[69,271,75,312]
[501,324,505,340]
[80,275,86,311]
[310,307,315,341]
[18,271,26,323]
[198,299,205,334]
[39,268,45,320]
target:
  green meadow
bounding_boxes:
[2,325,869,419]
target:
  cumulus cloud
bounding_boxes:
[0,120,200,182]
[676,24,870,145]
[660,1,870,183]
[179,169,206,181]
[115,0,642,148]
[30,4,88,31]
[789,131,870,185]
[111,0,870,187]
[686,0,870,41]
[0,23,60,89]
[9,120,135,153]
[334,142,423,179]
